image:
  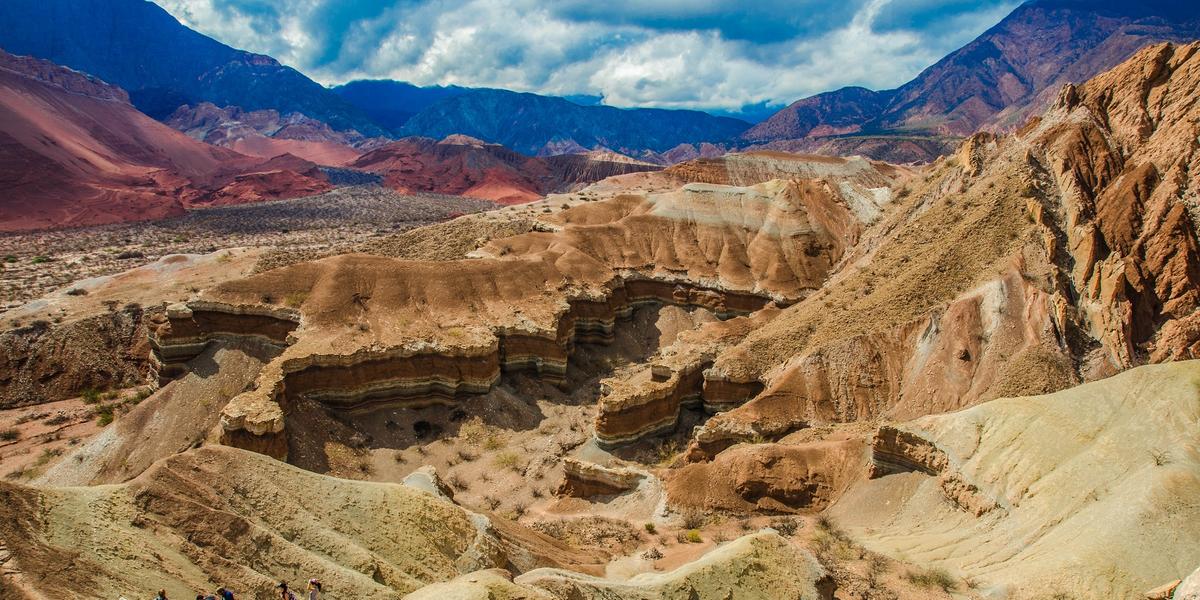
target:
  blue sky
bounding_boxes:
[153,0,1020,116]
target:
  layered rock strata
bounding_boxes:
[149,172,902,462]
[686,43,1200,457]
[555,458,648,498]
[593,307,781,447]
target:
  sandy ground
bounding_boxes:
[0,388,148,480]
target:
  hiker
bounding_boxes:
[155,590,168,600]
[216,587,234,600]
[306,579,322,600]
[276,581,297,600]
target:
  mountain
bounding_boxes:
[399,89,751,156]
[743,0,1200,158]
[0,0,384,136]
[348,135,660,204]
[0,50,330,231]
[165,103,379,166]
[332,80,472,132]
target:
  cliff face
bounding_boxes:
[140,159,904,460]
[692,42,1200,451]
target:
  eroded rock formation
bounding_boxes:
[145,170,903,461]
[687,43,1200,456]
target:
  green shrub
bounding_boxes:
[0,428,19,442]
[904,566,957,592]
[494,451,520,471]
[643,523,656,534]
[94,405,115,427]
[685,529,702,544]
[80,387,102,404]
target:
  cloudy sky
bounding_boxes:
[153,0,1019,117]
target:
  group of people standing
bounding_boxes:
[151,579,322,600]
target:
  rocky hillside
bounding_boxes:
[743,0,1200,160]
[701,41,1200,442]
[399,89,751,157]
[165,103,385,166]
[0,50,331,231]
[0,0,383,135]
[349,136,660,204]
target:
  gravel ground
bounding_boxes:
[0,186,496,309]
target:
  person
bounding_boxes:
[306,579,322,600]
[276,581,297,600]
[216,587,234,600]
[155,591,168,600]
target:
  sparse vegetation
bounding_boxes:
[643,523,656,534]
[1150,448,1171,466]
[494,451,520,471]
[43,413,71,426]
[654,438,682,465]
[0,428,20,442]
[283,292,309,308]
[769,517,799,537]
[685,529,702,543]
[680,509,707,530]
[904,566,957,592]
[80,387,102,404]
[94,405,115,426]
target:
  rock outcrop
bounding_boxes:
[0,308,152,408]
[830,361,1200,599]
[689,43,1200,457]
[666,438,866,514]
[556,458,648,498]
[145,170,905,461]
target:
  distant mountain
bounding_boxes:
[0,0,384,136]
[0,50,331,231]
[743,0,1200,154]
[399,89,751,156]
[349,136,660,204]
[165,103,378,167]
[332,80,471,132]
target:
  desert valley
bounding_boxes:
[0,1,1199,599]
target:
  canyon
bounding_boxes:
[0,9,1198,600]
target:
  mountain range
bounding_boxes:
[741,0,1200,160]
[0,0,383,135]
[2,0,1197,164]
[0,50,330,231]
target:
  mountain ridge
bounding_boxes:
[0,0,385,136]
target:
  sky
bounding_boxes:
[153,0,1020,118]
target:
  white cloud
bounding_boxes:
[152,0,1019,112]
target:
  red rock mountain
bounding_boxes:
[743,0,1200,161]
[165,103,383,167]
[0,51,331,231]
[350,136,660,204]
